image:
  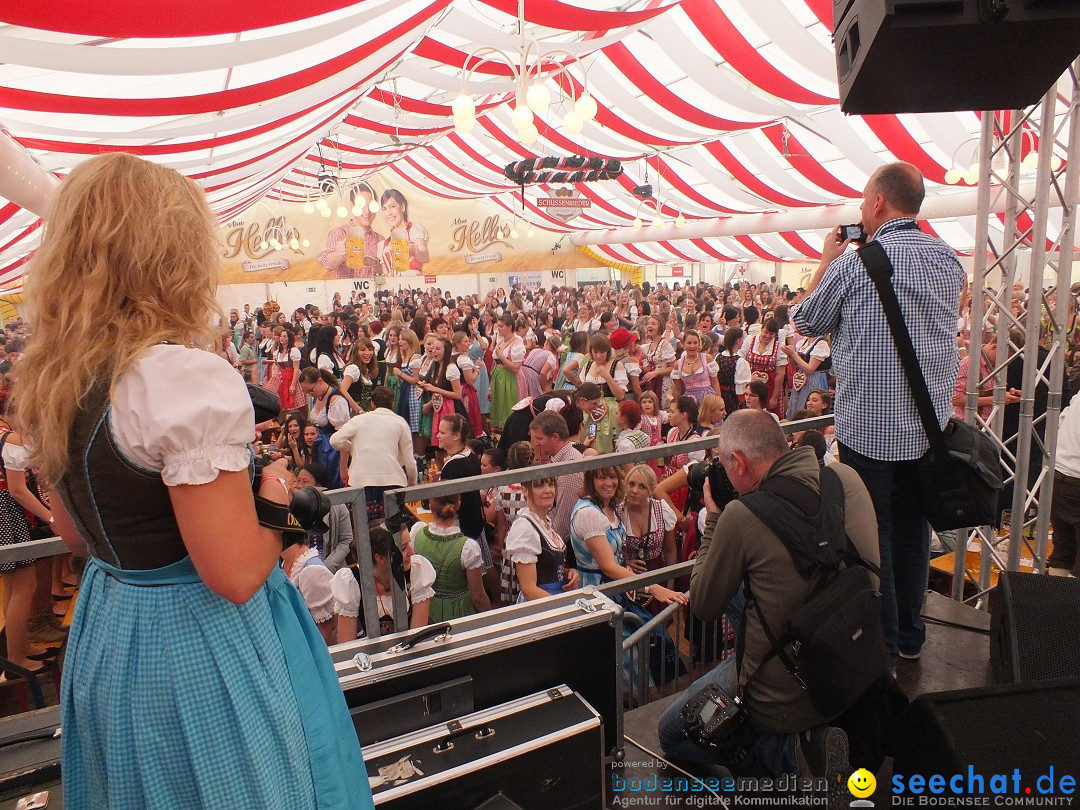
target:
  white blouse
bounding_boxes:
[288,548,354,624]
[1,439,30,472]
[409,521,483,570]
[330,554,437,618]
[504,506,565,565]
[109,344,253,487]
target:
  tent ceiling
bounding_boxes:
[0,0,1071,284]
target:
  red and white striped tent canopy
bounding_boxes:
[0,0,1072,287]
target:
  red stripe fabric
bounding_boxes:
[705,141,814,209]
[477,0,679,30]
[0,1,367,38]
[760,124,861,198]
[862,116,947,183]
[0,5,445,116]
[682,0,835,105]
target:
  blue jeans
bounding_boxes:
[837,442,930,660]
[657,589,798,776]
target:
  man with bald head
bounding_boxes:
[793,162,965,666]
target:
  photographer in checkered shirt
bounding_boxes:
[793,162,965,666]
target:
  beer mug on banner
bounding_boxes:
[389,237,410,274]
[345,226,367,271]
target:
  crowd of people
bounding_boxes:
[4,154,1079,804]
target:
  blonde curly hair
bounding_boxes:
[12,153,222,482]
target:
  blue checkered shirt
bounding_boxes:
[793,218,964,461]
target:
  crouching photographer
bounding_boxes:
[658,410,891,789]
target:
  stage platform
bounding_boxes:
[614,591,994,809]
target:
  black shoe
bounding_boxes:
[802,726,850,806]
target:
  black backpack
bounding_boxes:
[739,466,888,720]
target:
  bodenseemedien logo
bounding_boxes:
[848,768,877,807]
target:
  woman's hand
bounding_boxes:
[628,557,648,574]
[562,568,581,591]
[648,585,689,605]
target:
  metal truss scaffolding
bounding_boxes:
[953,60,1080,606]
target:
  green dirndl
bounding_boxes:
[489,365,518,430]
[414,527,476,622]
[419,391,434,439]
[582,397,620,455]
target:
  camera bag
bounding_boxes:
[739,466,888,720]
[858,239,1003,530]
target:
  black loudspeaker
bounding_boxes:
[893,680,1080,791]
[835,0,1080,114]
[990,571,1080,683]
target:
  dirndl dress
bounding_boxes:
[0,487,31,573]
[490,365,518,430]
[468,339,491,416]
[63,557,372,810]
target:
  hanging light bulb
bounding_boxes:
[675,213,686,228]
[316,198,328,211]
[944,167,963,185]
[510,228,519,239]
[525,84,550,115]
[964,163,981,185]
[289,237,300,250]
[260,239,269,250]
[321,207,332,218]
[562,110,584,136]
[352,204,363,216]
[454,115,476,134]
[519,124,540,145]
[511,105,534,130]
[526,225,536,238]
[651,215,664,228]
[368,199,380,214]
[269,238,281,250]
[633,217,643,229]
[574,92,598,122]
[301,238,310,248]
[336,205,349,218]
[451,93,476,120]
[302,201,315,214]
[1050,155,1063,171]
[1022,151,1039,170]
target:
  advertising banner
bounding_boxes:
[219,173,604,285]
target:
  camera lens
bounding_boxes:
[686,462,709,492]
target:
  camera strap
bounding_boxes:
[254,495,307,548]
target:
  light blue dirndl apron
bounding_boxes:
[61,555,373,810]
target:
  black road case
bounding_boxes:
[332,589,624,760]
[365,685,604,810]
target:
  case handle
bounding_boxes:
[387,622,452,653]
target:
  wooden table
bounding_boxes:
[929,539,1053,591]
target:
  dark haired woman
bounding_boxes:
[299,368,350,489]
[342,338,379,414]
[271,327,301,412]
[334,526,434,642]
[310,324,344,378]
[506,477,580,602]
[744,317,787,419]
[716,327,751,415]
[380,188,429,275]
[418,336,463,461]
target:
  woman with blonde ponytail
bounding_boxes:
[12,153,372,810]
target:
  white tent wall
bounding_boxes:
[216,270,579,316]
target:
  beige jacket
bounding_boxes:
[692,446,880,733]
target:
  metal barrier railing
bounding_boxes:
[0,415,835,652]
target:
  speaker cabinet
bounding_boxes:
[894,679,1080,788]
[835,0,1080,114]
[990,570,1080,684]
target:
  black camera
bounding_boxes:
[840,223,867,244]
[245,384,329,537]
[686,459,739,510]
[682,682,752,762]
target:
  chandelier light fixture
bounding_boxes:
[451,4,598,145]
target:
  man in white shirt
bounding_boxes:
[330,386,417,520]
[1049,401,1080,577]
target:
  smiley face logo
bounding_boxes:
[848,768,877,799]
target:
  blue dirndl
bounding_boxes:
[61,556,373,810]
